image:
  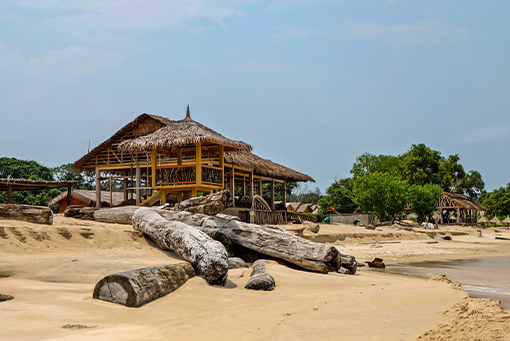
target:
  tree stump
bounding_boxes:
[245,260,275,291]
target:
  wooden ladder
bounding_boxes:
[138,190,162,207]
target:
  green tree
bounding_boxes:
[352,172,408,224]
[480,184,510,217]
[317,178,358,214]
[350,153,401,179]
[399,144,442,186]
[408,184,443,223]
[51,163,94,190]
[287,183,322,204]
[458,170,485,200]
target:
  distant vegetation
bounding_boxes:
[319,143,485,222]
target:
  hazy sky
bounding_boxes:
[0,0,509,193]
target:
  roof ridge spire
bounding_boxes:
[186,104,190,118]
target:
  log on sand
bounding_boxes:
[163,210,344,274]
[175,189,232,215]
[93,263,195,307]
[0,204,53,225]
[132,208,229,286]
[245,260,275,291]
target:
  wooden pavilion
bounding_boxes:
[0,178,78,206]
[435,190,485,224]
[73,107,314,212]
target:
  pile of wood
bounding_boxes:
[0,204,53,225]
[87,191,358,307]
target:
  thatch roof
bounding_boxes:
[288,202,302,212]
[119,107,252,153]
[224,151,314,183]
[490,216,501,224]
[0,178,78,191]
[296,203,313,213]
[74,113,173,173]
[47,190,125,207]
[502,215,510,224]
[443,192,485,211]
[477,216,489,223]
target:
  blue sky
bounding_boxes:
[0,0,509,193]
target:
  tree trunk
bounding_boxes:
[174,189,232,215]
[94,206,140,224]
[159,210,344,273]
[132,208,229,286]
[0,204,53,225]
[64,206,100,220]
[93,263,195,307]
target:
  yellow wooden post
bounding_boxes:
[196,142,202,185]
[191,188,197,198]
[161,190,167,204]
[177,148,182,166]
[177,192,182,203]
[151,149,157,188]
[219,145,224,189]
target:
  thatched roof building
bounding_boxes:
[436,191,485,224]
[72,107,314,213]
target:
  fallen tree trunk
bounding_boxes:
[160,210,343,273]
[93,263,195,307]
[132,208,229,286]
[64,206,99,220]
[94,206,139,224]
[174,189,232,215]
[0,204,53,225]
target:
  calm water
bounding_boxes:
[378,258,510,310]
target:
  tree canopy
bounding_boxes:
[317,178,357,214]
[352,172,408,224]
[408,184,443,222]
[479,184,510,218]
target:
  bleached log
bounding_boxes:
[0,204,53,225]
[165,210,344,273]
[132,208,229,286]
[94,206,140,224]
[174,190,232,215]
[93,263,195,307]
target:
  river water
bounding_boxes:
[378,257,510,310]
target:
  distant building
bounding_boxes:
[48,190,125,213]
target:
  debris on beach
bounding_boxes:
[245,260,275,291]
[428,273,452,284]
[495,236,510,241]
[0,294,14,302]
[365,258,385,268]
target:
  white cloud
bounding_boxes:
[457,124,510,144]
[341,20,470,46]
[0,41,122,101]
[271,27,314,40]
[3,0,247,31]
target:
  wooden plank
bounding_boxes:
[151,149,157,188]
[196,143,202,186]
[7,184,12,204]
[270,180,275,211]
[67,186,72,206]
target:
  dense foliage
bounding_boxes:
[317,178,357,214]
[408,184,444,223]
[479,184,510,217]
[0,157,63,208]
[350,144,484,200]
[352,172,409,224]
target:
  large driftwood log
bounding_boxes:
[0,204,53,225]
[93,263,195,307]
[132,208,229,286]
[159,210,344,273]
[94,206,139,224]
[174,190,231,215]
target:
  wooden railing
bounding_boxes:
[155,164,223,186]
[156,165,196,185]
[201,165,223,185]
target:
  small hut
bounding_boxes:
[436,191,485,224]
[296,204,313,214]
[48,190,125,213]
[502,215,510,227]
[490,216,501,226]
[477,216,489,225]
[287,202,302,212]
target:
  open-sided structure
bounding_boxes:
[0,178,78,206]
[436,191,485,224]
[73,107,314,218]
[48,190,125,213]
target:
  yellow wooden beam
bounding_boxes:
[196,142,202,186]
[151,149,157,188]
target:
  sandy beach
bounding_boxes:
[1,216,509,340]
